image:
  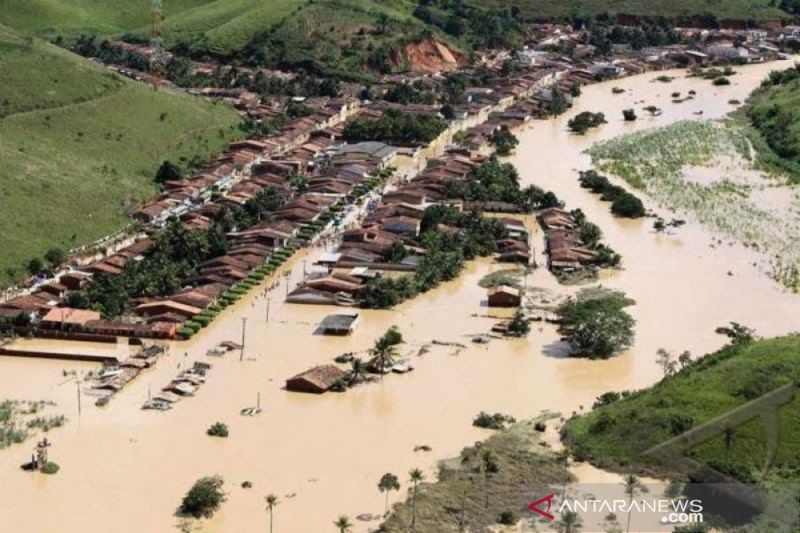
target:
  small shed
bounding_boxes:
[318,313,360,335]
[286,365,349,394]
[487,285,522,308]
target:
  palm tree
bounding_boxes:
[265,494,279,533]
[370,337,398,375]
[348,358,367,385]
[409,468,424,531]
[378,472,400,515]
[556,510,583,533]
[623,473,645,533]
[334,515,352,533]
[723,427,736,465]
[479,449,498,509]
[556,448,570,501]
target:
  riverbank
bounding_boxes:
[2,60,800,533]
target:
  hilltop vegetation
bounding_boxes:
[563,334,800,485]
[0,26,242,285]
[746,65,800,175]
[471,0,790,22]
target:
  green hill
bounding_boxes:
[563,335,800,486]
[0,25,242,284]
[471,0,789,22]
[745,66,800,176]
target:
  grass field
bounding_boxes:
[471,0,789,21]
[0,0,210,39]
[0,25,242,285]
[563,335,800,484]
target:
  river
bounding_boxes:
[1,60,798,533]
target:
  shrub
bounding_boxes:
[498,510,517,525]
[622,109,637,121]
[177,327,195,339]
[207,422,229,438]
[184,320,202,332]
[713,77,731,86]
[180,476,226,518]
[610,192,646,218]
[534,421,546,432]
[194,315,211,327]
[473,411,516,430]
[568,111,606,134]
[41,461,60,475]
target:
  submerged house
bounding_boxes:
[318,313,360,335]
[286,365,349,394]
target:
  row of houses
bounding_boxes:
[538,208,598,272]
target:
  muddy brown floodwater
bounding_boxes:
[2,60,799,533]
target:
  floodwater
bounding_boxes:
[2,60,800,533]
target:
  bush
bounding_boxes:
[568,111,606,134]
[207,422,229,438]
[498,510,517,525]
[180,476,226,518]
[41,461,60,475]
[194,315,211,327]
[473,411,516,430]
[534,421,546,432]
[713,77,731,86]
[177,327,195,339]
[184,320,202,332]
[610,192,646,218]
[622,108,637,121]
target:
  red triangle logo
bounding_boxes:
[528,493,555,520]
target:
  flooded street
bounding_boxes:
[2,60,800,533]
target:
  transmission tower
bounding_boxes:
[150,0,166,90]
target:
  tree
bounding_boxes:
[655,349,677,379]
[548,87,569,116]
[265,494,279,533]
[480,449,499,509]
[557,292,636,359]
[490,128,519,156]
[334,515,353,533]
[715,322,755,345]
[44,248,66,269]
[507,309,530,337]
[27,257,44,276]
[622,474,646,533]
[155,160,182,184]
[723,427,736,465]
[570,82,582,97]
[610,193,645,218]
[568,112,606,134]
[180,476,226,518]
[622,109,637,121]
[348,358,368,385]
[409,468,424,530]
[378,473,400,515]
[556,510,583,533]
[678,350,692,369]
[206,422,229,437]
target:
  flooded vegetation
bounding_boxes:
[588,119,800,289]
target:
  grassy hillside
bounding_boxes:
[0,0,210,39]
[563,335,800,485]
[471,0,789,21]
[0,25,242,284]
[745,67,800,175]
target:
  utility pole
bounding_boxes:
[265,298,271,323]
[239,317,247,362]
[150,0,166,91]
[76,381,82,418]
